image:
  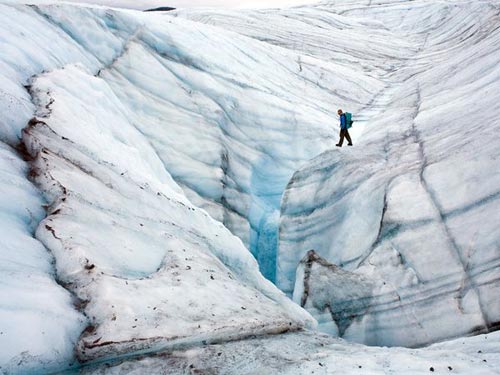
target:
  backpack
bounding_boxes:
[345,112,354,129]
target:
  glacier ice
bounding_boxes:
[0,0,500,373]
[1,3,332,370]
[23,63,314,362]
[293,250,374,337]
[0,2,386,289]
[0,142,85,373]
[75,330,500,375]
[278,0,500,347]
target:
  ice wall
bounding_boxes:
[174,3,419,278]
[23,64,313,364]
[279,0,500,347]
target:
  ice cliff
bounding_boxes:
[1,0,500,373]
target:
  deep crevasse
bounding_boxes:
[175,1,420,282]
[0,1,380,371]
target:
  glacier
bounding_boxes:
[1,3,322,371]
[0,141,85,373]
[0,0,500,373]
[277,0,500,347]
[178,0,500,347]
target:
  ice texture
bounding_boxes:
[0,2,337,370]
[94,12,382,282]
[278,0,500,347]
[172,0,425,280]
[23,63,314,363]
[75,330,500,375]
[293,250,375,337]
[1,0,500,373]
[0,141,85,373]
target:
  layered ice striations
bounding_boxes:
[1,0,500,372]
[279,0,500,347]
[22,63,314,363]
[73,330,500,375]
[1,3,330,371]
[173,0,428,282]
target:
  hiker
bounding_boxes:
[336,109,353,147]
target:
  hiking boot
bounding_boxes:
[335,144,342,147]
[348,143,353,146]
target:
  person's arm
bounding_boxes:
[340,114,346,129]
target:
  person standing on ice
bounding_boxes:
[336,109,353,147]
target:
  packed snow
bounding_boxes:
[0,0,499,373]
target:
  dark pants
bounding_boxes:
[337,128,352,146]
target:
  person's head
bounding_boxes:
[337,109,343,115]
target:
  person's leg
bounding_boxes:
[336,129,345,146]
[345,129,353,145]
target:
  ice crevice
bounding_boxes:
[3,4,326,370]
[19,69,313,366]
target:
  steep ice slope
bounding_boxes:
[96,13,384,282]
[172,1,433,281]
[1,1,500,373]
[279,0,500,347]
[0,0,399,370]
[138,2,430,280]
[0,3,389,370]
